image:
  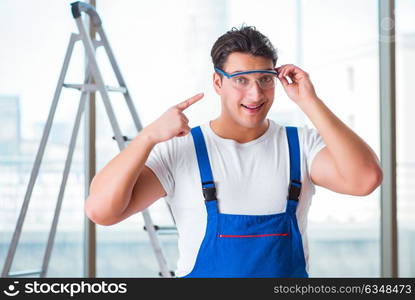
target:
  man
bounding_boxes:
[85,26,383,278]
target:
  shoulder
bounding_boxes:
[268,120,307,144]
[279,123,319,139]
[296,124,325,153]
[155,128,199,163]
[282,123,323,150]
[297,124,320,138]
[271,121,325,164]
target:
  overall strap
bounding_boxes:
[285,126,302,202]
[190,126,217,201]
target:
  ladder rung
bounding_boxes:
[93,39,104,48]
[63,83,127,93]
[159,270,175,277]
[158,230,178,236]
[8,269,42,277]
[144,225,178,235]
[112,135,131,142]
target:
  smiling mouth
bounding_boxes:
[241,102,265,111]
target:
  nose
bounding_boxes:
[245,80,264,100]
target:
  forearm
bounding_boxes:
[297,97,382,183]
[86,131,157,222]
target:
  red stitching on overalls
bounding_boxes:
[218,233,289,238]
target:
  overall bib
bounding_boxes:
[182,126,308,278]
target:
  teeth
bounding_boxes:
[242,103,263,109]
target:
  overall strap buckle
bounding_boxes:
[288,179,302,201]
[202,181,217,201]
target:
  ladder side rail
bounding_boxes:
[98,26,175,277]
[74,17,125,149]
[74,14,172,277]
[40,76,92,277]
[97,27,143,131]
[1,34,79,277]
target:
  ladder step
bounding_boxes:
[63,83,127,93]
[8,269,42,277]
[144,225,178,235]
[159,270,175,277]
[112,135,131,142]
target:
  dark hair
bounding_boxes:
[211,25,278,74]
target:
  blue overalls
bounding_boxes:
[182,126,308,278]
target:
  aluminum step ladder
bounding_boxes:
[1,1,176,278]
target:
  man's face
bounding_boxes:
[213,52,275,129]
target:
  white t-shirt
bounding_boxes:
[145,119,326,277]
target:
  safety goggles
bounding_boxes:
[215,67,279,90]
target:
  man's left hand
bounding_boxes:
[275,64,318,105]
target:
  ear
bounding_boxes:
[213,72,222,95]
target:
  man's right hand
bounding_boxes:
[140,92,204,144]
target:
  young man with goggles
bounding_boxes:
[86,25,383,278]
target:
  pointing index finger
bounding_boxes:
[176,93,204,111]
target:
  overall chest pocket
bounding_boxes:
[215,228,292,277]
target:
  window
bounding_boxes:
[301,0,380,276]
[396,0,415,278]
